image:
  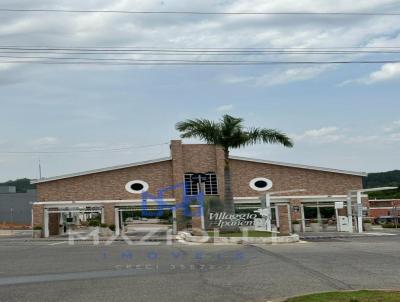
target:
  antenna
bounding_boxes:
[38,159,42,179]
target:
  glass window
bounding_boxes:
[184,172,218,196]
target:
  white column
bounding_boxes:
[347,193,353,233]
[114,208,120,236]
[287,204,292,233]
[200,206,205,230]
[101,208,105,224]
[317,203,322,224]
[44,209,49,238]
[335,208,340,231]
[357,191,363,233]
[300,204,306,233]
[275,205,280,228]
[172,207,177,235]
[265,193,272,231]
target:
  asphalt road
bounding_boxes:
[0,235,399,302]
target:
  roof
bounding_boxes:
[31,157,172,184]
[230,156,367,177]
[31,154,367,185]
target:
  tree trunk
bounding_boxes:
[223,149,235,214]
[221,149,239,233]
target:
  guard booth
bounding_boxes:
[114,204,177,236]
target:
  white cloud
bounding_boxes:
[255,66,328,86]
[216,104,234,112]
[1,0,400,85]
[221,66,329,87]
[30,137,60,146]
[383,120,400,132]
[293,127,342,143]
[343,63,400,85]
[363,63,400,84]
[293,124,400,146]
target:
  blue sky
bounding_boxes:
[1,0,400,181]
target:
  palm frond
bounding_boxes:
[246,128,294,148]
[175,118,221,144]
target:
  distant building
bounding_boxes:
[0,186,36,225]
[0,186,16,194]
[369,199,400,219]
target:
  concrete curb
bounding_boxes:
[179,232,299,244]
[269,289,400,302]
[0,235,179,242]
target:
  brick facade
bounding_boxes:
[33,140,365,235]
[230,159,363,197]
[369,199,400,219]
[37,160,174,202]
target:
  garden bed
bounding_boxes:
[285,290,400,302]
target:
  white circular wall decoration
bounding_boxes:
[125,180,149,194]
[249,177,273,192]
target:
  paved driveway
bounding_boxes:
[0,235,399,302]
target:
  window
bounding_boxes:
[249,177,273,191]
[125,180,149,194]
[184,172,218,196]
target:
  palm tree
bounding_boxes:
[176,114,293,214]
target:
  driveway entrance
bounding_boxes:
[115,205,177,236]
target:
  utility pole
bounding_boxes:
[38,159,42,179]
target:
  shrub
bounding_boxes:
[382,222,395,228]
[363,219,372,224]
[108,224,115,231]
[33,226,42,230]
[292,220,300,224]
[100,223,108,228]
[88,220,100,227]
[310,219,319,224]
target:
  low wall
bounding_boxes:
[180,232,299,244]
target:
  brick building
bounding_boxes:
[369,199,400,220]
[32,140,367,237]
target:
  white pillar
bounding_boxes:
[200,206,205,230]
[347,193,353,233]
[335,208,340,231]
[287,204,292,233]
[317,203,322,224]
[172,207,177,235]
[300,204,306,233]
[115,208,120,236]
[357,191,363,233]
[265,194,272,231]
[44,209,49,238]
[101,208,105,224]
[275,205,280,228]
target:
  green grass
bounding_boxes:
[207,230,272,237]
[286,290,400,302]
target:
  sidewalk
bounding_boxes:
[300,230,399,240]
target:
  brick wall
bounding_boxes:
[277,205,290,235]
[230,159,363,197]
[37,160,174,201]
[103,204,115,225]
[36,141,363,205]
[32,204,44,227]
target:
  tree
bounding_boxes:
[176,114,293,215]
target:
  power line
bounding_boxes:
[2,45,400,49]
[1,59,400,65]
[0,8,400,16]
[0,143,169,155]
[1,49,400,55]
